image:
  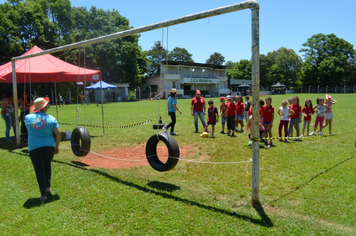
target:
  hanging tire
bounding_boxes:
[146,132,180,172]
[71,127,91,157]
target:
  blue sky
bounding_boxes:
[3,0,356,63]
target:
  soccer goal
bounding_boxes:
[11,0,261,204]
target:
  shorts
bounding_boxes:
[244,111,249,119]
[236,114,243,121]
[325,113,333,119]
[227,116,235,130]
[207,120,216,125]
[263,121,272,125]
[221,116,226,125]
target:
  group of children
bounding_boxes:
[201,94,337,149]
[203,95,251,137]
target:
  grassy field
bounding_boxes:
[0,93,355,235]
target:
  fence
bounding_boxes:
[260,85,356,94]
[294,85,356,94]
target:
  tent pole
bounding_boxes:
[54,82,58,121]
[11,61,21,146]
[100,80,105,135]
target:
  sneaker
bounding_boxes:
[266,145,271,149]
[319,131,322,136]
[269,141,273,146]
[309,131,315,135]
[162,124,168,133]
[231,133,235,137]
[206,129,211,133]
[220,131,225,134]
[170,132,177,135]
[296,138,300,141]
[235,128,238,132]
[211,134,214,138]
[241,128,244,132]
[194,130,199,133]
[284,138,287,143]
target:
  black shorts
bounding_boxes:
[227,116,235,130]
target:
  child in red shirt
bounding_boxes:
[302,99,315,136]
[261,96,274,145]
[219,97,227,134]
[288,96,302,140]
[225,96,237,137]
[234,95,245,132]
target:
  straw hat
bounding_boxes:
[170,88,178,93]
[30,97,49,113]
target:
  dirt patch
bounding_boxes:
[76,144,196,169]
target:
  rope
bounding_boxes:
[69,145,252,165]
[58,118,155,129]
[76,48,81,126]
[251,132,339,141]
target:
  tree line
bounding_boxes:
[1,0,355,91]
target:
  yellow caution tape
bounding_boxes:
[59,119,155,129]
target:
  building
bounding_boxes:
[144,61,230,98]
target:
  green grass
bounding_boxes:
[0,94,355,235]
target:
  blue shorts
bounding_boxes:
[236,114,243,121]
[263,121,271,125]
[221,116,226,125]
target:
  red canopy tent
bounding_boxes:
[0,45,101,83]
[1,46,103,147]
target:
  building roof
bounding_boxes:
[162,61,226,69]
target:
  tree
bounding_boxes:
[0,0,59,64]
[167,47,194,62]
[227,59,251,81]
[300,33,356,86]
[267,47,303,88]
[0,1,148,88]
[146,41,168,76]
[66,6,148,87]
[206,52,225,65]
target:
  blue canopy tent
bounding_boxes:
[85,81,118,103]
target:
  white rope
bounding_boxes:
[69,143,147,161]
[89,150,147,161]
[69,143,251,165]
[246,158,252,174]
[146,154,251,165]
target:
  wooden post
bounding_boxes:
[251,5,260,206]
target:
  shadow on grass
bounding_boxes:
[23,194,61,209]
[273,155,355,203]
[147,181,180,192]
[54,160,273,227]
[0,131,68,151]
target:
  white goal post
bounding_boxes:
[11,0,261,204]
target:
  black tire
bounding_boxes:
[71,127,91,157]
[146,132,180,172]
[152,123,167,129]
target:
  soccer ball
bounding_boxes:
[200,132,209,138]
